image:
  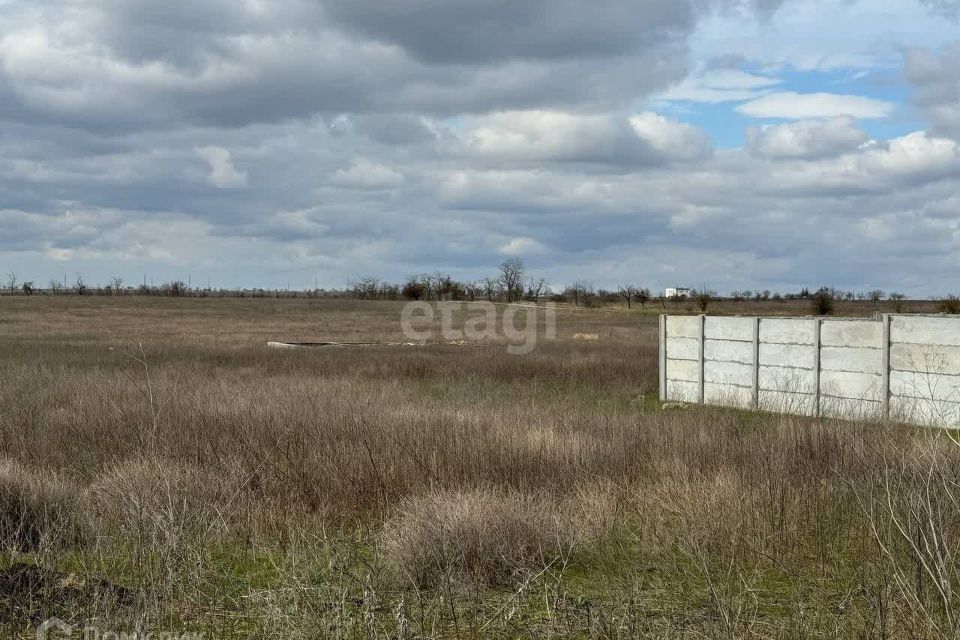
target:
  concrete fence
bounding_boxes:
[659,314,960,429]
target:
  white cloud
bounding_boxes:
[736,92,895,119]
[331,158,405,189]
[746,117,868,159]
[3,0,960,295]
[499,237,544,256]
[757,131,960,194]
[459,111,631,162]
[864,131,959,177]
[628,112,713,162]
[195,146,248,188]
[660,69,780,103]
[454,110,712,165]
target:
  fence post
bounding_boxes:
[699,315,706,405]
[882,313,891,420]
[659,314,667,402]
[753,317,761,410]
[813,318,822,418]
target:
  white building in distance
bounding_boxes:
[664,287,692,299]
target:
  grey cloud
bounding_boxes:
[746,117,868,160]
[322,0,696,64]
[905,44,960,140]
[0,0,790,133]
[4,0,960,295]
[446,111,712,168]
[349,114,440,146]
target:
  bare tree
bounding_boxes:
[525,278,546,302]
[481,277,497,302]
[5,272,16,294]
[565,282,591,307]
[162,280,187,297]
[498,258,525,303]
[402,276,426,300]
[812,288,835,315]
[889,292,907,313]
[75,273,87,296]
[49,279,62,295]
[618,285,637,309]
[21,281,34,295]
[464,280,483,301]
[111,276,124,296]
[350,276,382,300]
[636,287,651,309]
[694,288,714,313]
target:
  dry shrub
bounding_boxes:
[0,458,88,551]
[89,459,246,545]
[381,486,617,588]
[857,433,960,635]
[382,488,563,588]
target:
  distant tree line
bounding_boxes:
[347,259,658,308]
[4,265,958,313]
[1,271,344,299]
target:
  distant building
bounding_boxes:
[664,287,692,299]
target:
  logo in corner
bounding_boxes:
[37,618,73,640]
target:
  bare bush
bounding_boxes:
[694,288,714,312]
[939,295,960,314]
[161,280,188,297]
[382,488,566,588]
[857,434,960,636]
[812,288,835,315]
[89,459,244,546]
[401,276,426,300]
[381,484,619,589]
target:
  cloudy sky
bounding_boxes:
[2,0,960,294]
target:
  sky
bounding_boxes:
[1,0,960,295]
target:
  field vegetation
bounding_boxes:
[1,296,959,638]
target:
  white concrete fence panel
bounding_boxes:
[659,314,960,429]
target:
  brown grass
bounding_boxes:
[0,296,958,638]
[0,458,88,552]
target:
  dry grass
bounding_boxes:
[382,488,566,588]
[0,458,88,552]
[382,485,617,589]
[0,296,958,638]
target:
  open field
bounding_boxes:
[2,297,960,638]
